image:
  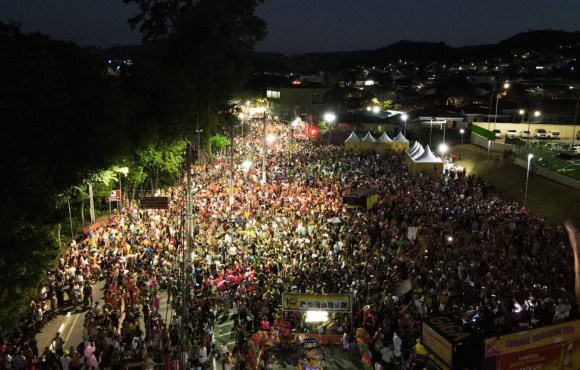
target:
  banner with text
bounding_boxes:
[484,320,580,369]
[282,293,351,313]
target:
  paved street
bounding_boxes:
[33,280,175,363]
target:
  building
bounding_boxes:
[266,86,332,120]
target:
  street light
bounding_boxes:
[438,143,449,156]
[526,110,541,147]
[493,82,510,130]
[524,154,534,208]
[459,129,465,165]
[572,96,579,150]
[262,133,276,184]
[518,109,525,123]
[324,112,336,145]
[195,129,203,162]
[487,140,491,159]
[401,114,408,136]
[238,113,245,146]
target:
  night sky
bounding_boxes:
[1,0,579,53]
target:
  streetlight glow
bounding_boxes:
[324,113,336,122]
[524,154,534,208]
[401,114,408,136]
[266,133,276,144]
[493,81,510,129]
[372,106,380,113]
[459,128,465,166]
[439,143,449,155]
[325,112,336,145]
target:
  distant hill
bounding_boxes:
[497,30,580,52]
[251,29,580,71]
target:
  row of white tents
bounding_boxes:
[344,131,409,152]
[343,131,443,176]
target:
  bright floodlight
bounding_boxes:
[528,153,534,159]
[401,114,408,121]
[534,111,541,117]
[372,106,380,113]
[519,109,525,115]
[324,113,336,122]
[503,82,510,89]
[305,310,329,323]
[366,106,371,111]
[460,129,465,134]
[291,118,300,127]
[266,133,276,144]
[439,143,449,154]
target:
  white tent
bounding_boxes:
[409,145,444,176]
[411,145,425,160]
[344,131,361,142]
[414,145,443,163]
[377,132,393,142]
[407,141,420,153]
[393,132,409,142]
[361,132,376,142]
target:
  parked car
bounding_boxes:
[506,129,518,138]
[520,130,532,138]
[548,130,561,140]
[535,128,548,139]
[493,129,502,139]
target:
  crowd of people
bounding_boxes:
[1,120,579,370]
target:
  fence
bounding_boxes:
[470,131,580,189]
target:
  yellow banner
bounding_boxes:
[485,320,580,357]
[422,323,453,366]
[282,293,351,312]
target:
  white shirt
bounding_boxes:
[198,346,207,363]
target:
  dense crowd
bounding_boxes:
[1,121,579,370]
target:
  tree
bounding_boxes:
[0,23,131,335]
[136,139,187,191]
[122,0,267,143]
[436,78,476,108]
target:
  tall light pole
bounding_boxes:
[239,113,245,147]
[195,113,202,163]
[229,121,234,208]
[493,82,510,130]
[524,154,534,208]
[526,110,541,147]
[572,96,579,150]
[487,140,491,159]
[429,118,434,147]
[262,133,276,184]
[401,113,408,136]
[460,129,465,165]
[324,112,336,145]
[519,109,525,123]
[261,112,267,184]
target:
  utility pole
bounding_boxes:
[261,111,267,184]
[182,143,193,370]
[185,144,193,248]
[195,113,202,164]
[230,122,234,208]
